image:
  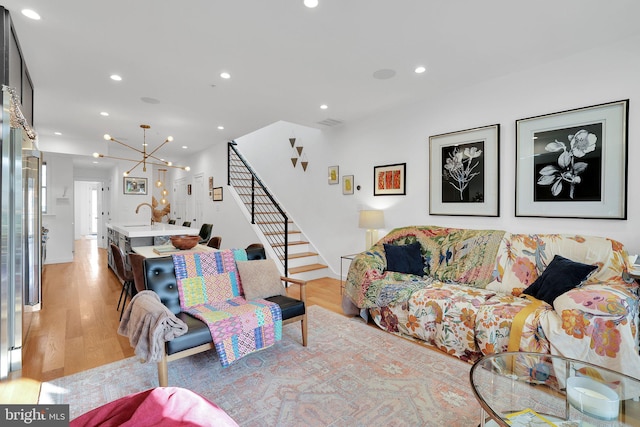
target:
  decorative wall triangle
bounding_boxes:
[301,161,308,171]
[291,157,298,167]
[296,146,303,155]
[289,138,296,147]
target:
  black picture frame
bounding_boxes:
[516,99,628,219]
[212,187,223,201]
[373,163,406,196]
[429,124,500,216]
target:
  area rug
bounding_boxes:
[39,305,481,426]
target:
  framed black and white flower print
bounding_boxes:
[516,99,628,219]
[429,124,500,216]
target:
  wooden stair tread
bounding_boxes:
[265,230,300,236]
[279,251,317,260]
[256,221,293,225]
[272,241,308,247]
[289,263,328,274]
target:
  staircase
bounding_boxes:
[227,142,329,280]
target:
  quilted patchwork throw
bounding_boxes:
[173,250,282,367]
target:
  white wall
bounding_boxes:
[107,160,154,225]
[236,34,640,275]
[42,153,74,264]
[168,142,261,250]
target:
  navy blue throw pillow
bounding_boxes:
[383,242,424,276]
[522,255,597,306]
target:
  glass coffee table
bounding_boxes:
[470,352,640,426]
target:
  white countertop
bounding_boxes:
[132,244,217,258]
[107,222,201,238]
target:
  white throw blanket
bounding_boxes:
[118,290,188,363]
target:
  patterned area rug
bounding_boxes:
[39,305,480,426]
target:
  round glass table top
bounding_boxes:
[469,352,640,426]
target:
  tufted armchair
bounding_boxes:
[143,253,307,386]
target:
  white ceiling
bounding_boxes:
[3,0,640,171]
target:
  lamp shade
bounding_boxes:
[359,210,385,229]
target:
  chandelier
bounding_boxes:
[93,124,190,176]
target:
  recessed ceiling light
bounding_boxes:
[220,72,231,79]
[54,132,62,136]
[304,0,319,8]
[320,104,328,110]
[21,9,41,20]
[182,146,188,149]
[92,161,98,164]
[110,74,122,81]
[414,66,427,74]
[217,126,224,130]
[372,69,396,80]
[100,112,109,116]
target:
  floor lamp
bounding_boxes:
[359,210,385,250]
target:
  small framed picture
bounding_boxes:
[516,99,628,219]
[213,187,223,201]
[123,177,147,195]
[328,166,339,184]
[373,163,406,196]
[342,175,354,195]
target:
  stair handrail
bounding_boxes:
[227,141,289,275]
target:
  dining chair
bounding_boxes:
[245,243,265,260]
[128,252,147,294]
[182,221,191,227]
[198,224,213,244]
[168,219,176,225]
[207,236,222,249]
[110,243,134,320]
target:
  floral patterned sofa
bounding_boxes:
[343,226,640,379]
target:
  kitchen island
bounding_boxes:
[107,222,201,271]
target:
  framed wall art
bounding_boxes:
[328,166,339,184]
[515,99,628,219]
[212,187,223,201]
[123,177,147,195]
[373,163,406,196]
[342,175,354,195]
[429,124,500,216]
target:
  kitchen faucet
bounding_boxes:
[135,202,154,225]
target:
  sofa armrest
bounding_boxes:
[344,249,386,308]
[555,283,638,316]
[281,276,307,303]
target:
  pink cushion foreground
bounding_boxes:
[70,386,238,427]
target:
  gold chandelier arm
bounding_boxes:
[107,137,145,155]
[126,157,147,174]
[144,138,172,159]
[94,153,146,163]
[145,153,171,165]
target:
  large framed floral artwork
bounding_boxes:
[429,124,500,216]
[373,163,406,196]
[516,100,628,219]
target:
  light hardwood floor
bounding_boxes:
[1,238,344,403]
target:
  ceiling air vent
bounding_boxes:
[317,118,343,127]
